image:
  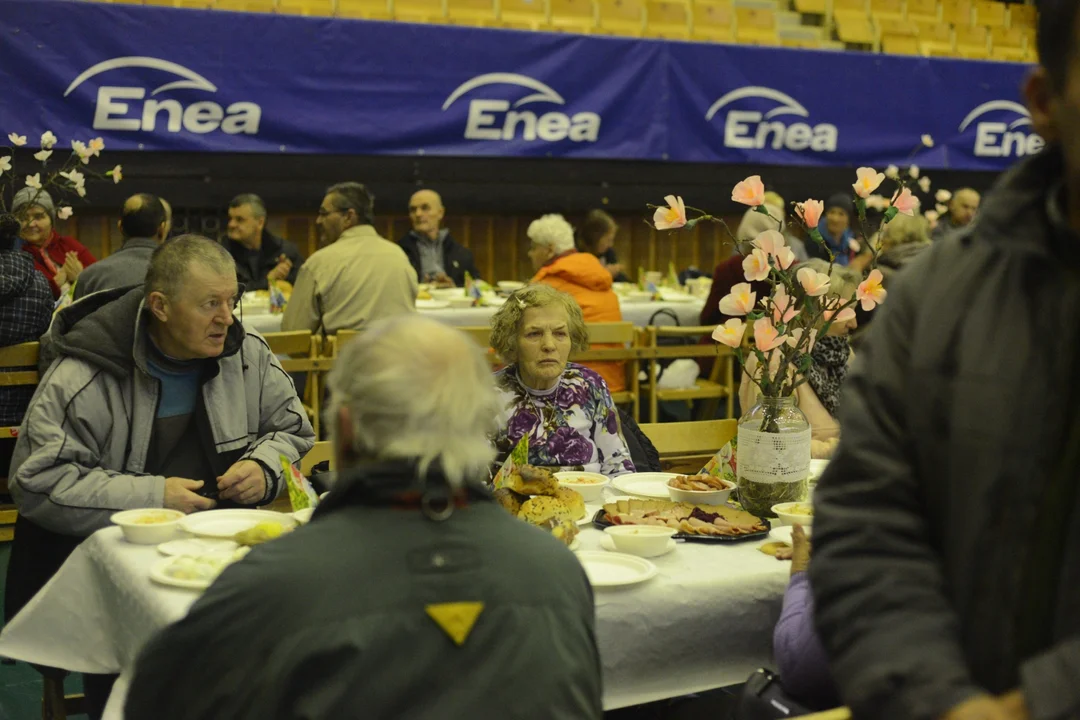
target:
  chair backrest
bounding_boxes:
[458,326,493,348]
[639,419,737,457]
[0,343,41,388]
[955,22,988,46]
[263,330,312,357]
[585,321,635,345]
[882,33,921,54]
[334,329,360,355]
[300,441,335,476]
[832,0,867,15]
[647,0,689,26]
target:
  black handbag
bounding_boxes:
[733,668,814,720]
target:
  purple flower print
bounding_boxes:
[548,426,594,466]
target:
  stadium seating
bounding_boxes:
[88,0,1041,62]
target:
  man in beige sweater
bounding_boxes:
[282,182,417,334]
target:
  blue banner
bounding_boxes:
[0,0,1038,171]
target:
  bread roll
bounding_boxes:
[505,465,559,497]
[493,488,528,516]
[518,496,573,526]
[553,487,586,521]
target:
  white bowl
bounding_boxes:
[497,281,525,291]
[624,291,654,303]
[603,525,678,557]
[111,508,186,545]
[666,477,733,506]
[447,297,475,309]
[771,502,814,526]
[554,471,609,503]
[430,288,466,301]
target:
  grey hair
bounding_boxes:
[880,213,931,252]
[802,258,861,301]
[736,204,782,243]
[326,315,499,488]
[228,193,266,219]
[326,182,375,226]
[527,214,576,254]
[144,234,236,301]
[489,284,589,363]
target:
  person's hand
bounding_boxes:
[790,524,811,575]
[164,478,217,514]
[431,272,455,288]
[940,695,1013,720]
[53,266,68,287]
[267,254,292,282]
[63,252,84,281]
[217,460,267,504]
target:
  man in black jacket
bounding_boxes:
[225,194,303,290]
[398,189,481,287]
[811,4,1080,720]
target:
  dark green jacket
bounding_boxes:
[126,462,603,720]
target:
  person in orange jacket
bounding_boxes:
[526,214,626,393]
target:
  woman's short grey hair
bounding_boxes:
[802,258,861,301]
[326,315,499,488]
[489,284,589,363]
[527,214,576,254]
[880,213,931,252]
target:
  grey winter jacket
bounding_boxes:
[72,236,158,300]
[811,148,1080,720]
[126,462,603,720]
[9,287,315,536]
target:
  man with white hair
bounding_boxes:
[125,315,603,720]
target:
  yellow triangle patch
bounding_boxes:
[425,602,485,647]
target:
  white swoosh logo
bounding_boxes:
[64,57,218,97]
[442,73,564,110]
[957,100,1031,132]
[705,86,809,121]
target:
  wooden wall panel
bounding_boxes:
[63,211,743,283]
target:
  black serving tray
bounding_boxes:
[591,508,770,544]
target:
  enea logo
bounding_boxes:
[706,87,837,153]
[64,57,261,135]
[442,73,600,143]
[958,100,1044,158]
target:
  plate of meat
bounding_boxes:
[594,498,769,543]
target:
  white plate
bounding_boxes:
[579,503,604,526]
[575,551,657,588]
[149,556,235,591]
[769,525,813,544]
[483,296,506,307]
[658,291,695,303]
[600,535,676,558]
[179,509,297,540]
[416,299,450,310]
[611,473,680,499]
[157,538,239,557]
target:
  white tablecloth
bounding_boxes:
[0,520,785,714]
[239,298,706,335]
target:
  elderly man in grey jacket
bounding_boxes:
[73,193,169,300]
[6,234,314,627]
[125,314,602,720]
[811,6,1080,720]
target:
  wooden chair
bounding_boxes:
[300,440,334,475]
[263,331,331,438]
[639,418,737,472]
[0,342,40,543]
[569,322,641,420]
[641,327,734,423]
[644,0,690,39]
[906,0,939,23]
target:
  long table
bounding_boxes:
[242,298,707,335]
[0,516,786,715]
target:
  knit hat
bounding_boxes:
[11,187,55,222]
[824,193,853,219]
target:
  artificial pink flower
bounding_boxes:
[774,246,795,271]
[732,175,766,207]
[742,249,770,283]
[853,167,885,199]
[796,199,823,228]
[771,286,799,324]
[753,317,788,353]
[753,229,785,256]
[57,206,73,220]
[891,188,919,216]
[797,267,831,297]
[856,269,887,311]
[718,282,756,316]
[786,327,818,353]
[824,305,857,324]
[712,318,747,348]
[653,195,687,230]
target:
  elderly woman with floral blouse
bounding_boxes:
[490,284,635,477]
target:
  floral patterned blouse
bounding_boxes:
[493,363,636,477]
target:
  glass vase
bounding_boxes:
[736,394,811,518]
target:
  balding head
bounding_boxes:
[408,189,445,240]
[119,193,167,242]
[327,314,499,488]
[949,189,981,227]
[160,197,173,239]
